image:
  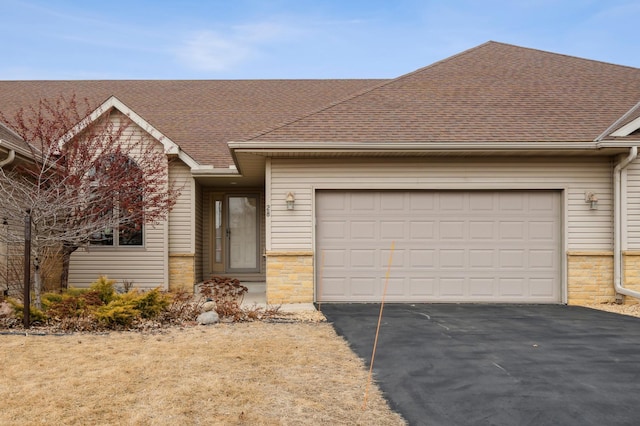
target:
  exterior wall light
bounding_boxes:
[585,192,598,210]
[286,192,295,210]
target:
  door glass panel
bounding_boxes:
[228,196,258,271]
[214,200,223,264]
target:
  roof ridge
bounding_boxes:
[245,42,496,141]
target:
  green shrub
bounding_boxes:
[94,300,141,327]
[130,289,171,319]
[89,276,117,305]
[94,288,170,327]
[6,298,47,324]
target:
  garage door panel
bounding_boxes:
[499,250,526,268]
[410,221,435,239]
[469,250,494,268]
[351,278,377,297]
[469,278,495,296]
[440,278,465,296]
[529,249,556,269]
[317,190,561,303]
[530,221,555,240]
[469,221,494,240]
[439,193,465,210]
[500,222,526,239]
[440,221,465,239]
[440,249,466,268]
[410,249,436,268]
[410,278,436,296]
[350,250,376,267]
[530,278,555,297]
[381,221,405,239]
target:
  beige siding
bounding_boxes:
[68,115,169,289]
[627,159,640,249]
[202,191,212,277]
[194,181,204,282]
[269,157,613,252]
[168,160,194,254]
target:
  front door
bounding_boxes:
[226,195,259,273]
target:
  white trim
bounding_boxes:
[229,141,599,152]
[562,187,569,304]
[265,158,272,251]
[611,116,640,137]
[61,96,201,169]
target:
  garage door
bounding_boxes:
[316,190,561,303]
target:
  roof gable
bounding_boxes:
[249,42,640,145]
[63,96,200,169]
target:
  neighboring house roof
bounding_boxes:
[248,41,640,145]
[0,79,383,167]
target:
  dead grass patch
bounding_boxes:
[0,323,405,425]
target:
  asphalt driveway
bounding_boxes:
[320,304,640,426]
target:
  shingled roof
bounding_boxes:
[248,41,640,144]
[0,79,383,167]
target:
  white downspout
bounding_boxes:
[614,146,639,300]
[0,149,15,167]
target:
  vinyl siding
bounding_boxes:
[68,116,169,289]
[269,156,613,252]
[168,160,194,254]
[626,159,640,249]
[194,181,204,282]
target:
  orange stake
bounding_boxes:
[362,241,395,410]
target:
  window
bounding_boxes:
[89,155,144,247]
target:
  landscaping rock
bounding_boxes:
[197,311,219,325]
[201,301,216,312]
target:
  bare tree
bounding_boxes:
[0,95,180,304]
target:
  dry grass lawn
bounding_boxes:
[0,322,405,425]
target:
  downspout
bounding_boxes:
[0,149,15,167]
[614,146,639,300]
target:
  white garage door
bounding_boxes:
[316,190,561,303]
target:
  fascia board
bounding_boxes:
[610,116,640,137]
[228,141,599,153]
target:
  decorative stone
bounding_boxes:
[202,301,216,312]
[197,311,219,325]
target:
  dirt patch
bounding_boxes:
[0,322,405,425]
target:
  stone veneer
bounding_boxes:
[567,252,614,305]
[622,252,640,302]
[169,253,195,292]
[266,251,314,304]
[567,252,640,305]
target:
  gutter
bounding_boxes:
[228,141,600,152]
[0,147,15,167]
[614,146,640,300]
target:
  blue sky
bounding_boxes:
[1,0,638,80]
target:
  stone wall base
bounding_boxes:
[266,251,313,304]
[169,253,195,293]
[567,252,640,305]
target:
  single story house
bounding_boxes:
[1,41,640,305]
